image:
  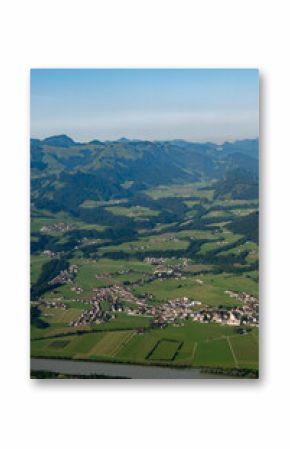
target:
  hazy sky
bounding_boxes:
[30,69,259,143]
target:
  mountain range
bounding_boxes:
[31,135,259,213]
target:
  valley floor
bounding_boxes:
[31,181,259,376]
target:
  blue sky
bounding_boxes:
[30,69,259,143]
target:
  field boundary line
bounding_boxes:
[191,342,198,362]
[226,336,239,368]
[111,331,136,357]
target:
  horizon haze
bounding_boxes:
[30,69,259,143]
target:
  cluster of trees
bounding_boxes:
[31,258,69,299]
[36,170,129,213]
[227,211,259,244]
[214,169,258,200]
[30,306,49,329]
[200,367,258,378]
[31,233,80,254]
[30,370,128,379]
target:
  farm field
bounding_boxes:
[105,205,160,217]
[148,339,182,361]
[31,320,259,370]
[132,272,257,305]
[146,182,215,200]
[193,338,235,368]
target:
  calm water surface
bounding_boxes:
[31,358,234,379]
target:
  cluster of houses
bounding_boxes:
[225,289,258,305]
[69,302,112,327]
[142,258,189,284]
[144,257,166,265]
[192,308,241,326]
[81,237,102,246]
[188,290,259,327]
[42,249,65,257]
[40,222,73,234]
[41,300,67,310]
[69,284,139,327]
[41,276,259,329]
[92,284,138,302]
[192,303,259,326]
[42,278,259,329]
[223,290,259,326]
[48,265,79,286]
[71,286,83,294]
[48,270,72,286]
[122,286,259,328]
[126,296,202,327]
[153,267,184,279]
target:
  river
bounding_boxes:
[31,358,234,379]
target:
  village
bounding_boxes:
[38,258,259,329]
[64,281,259,329]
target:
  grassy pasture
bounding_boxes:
[68,333,106,354]
[183,200,200,207]
[31,320,258,369]
[90,313,152,331]
[105,205,159,217]
[219,241,258,256]
[98,234,189,255]
[147,320,237,343]
[244,271,259,282]
[149,339,182,361]
[30,255,51,284]
[197,231,243,255]
[39,306,81,324]
[193,338,235,368]
[229,331,259,368]
[48,340,70,348]
[42,284,94,301]
[30,323,76,340]
[88,331,134,356]
[212,199,258,208]
[31,312,152,342]
[204,273,259,298]
[203,210,233,219]
[146,182,214,200]
[66,257,154,290]
[197,241,223,255]
[206,221,231,228]
[93,258,154,274]
[230,208,257,217]
[173,229,218,240]
[183,263,213,273]
[31,217,62,234]
[133,271,258,304]
[79,200,99,208]
[117,334,157,361]
[31,335,78,358]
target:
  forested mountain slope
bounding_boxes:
[31,136,259,212]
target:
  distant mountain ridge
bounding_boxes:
[32,134,258,152]
[31,136,259,213]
